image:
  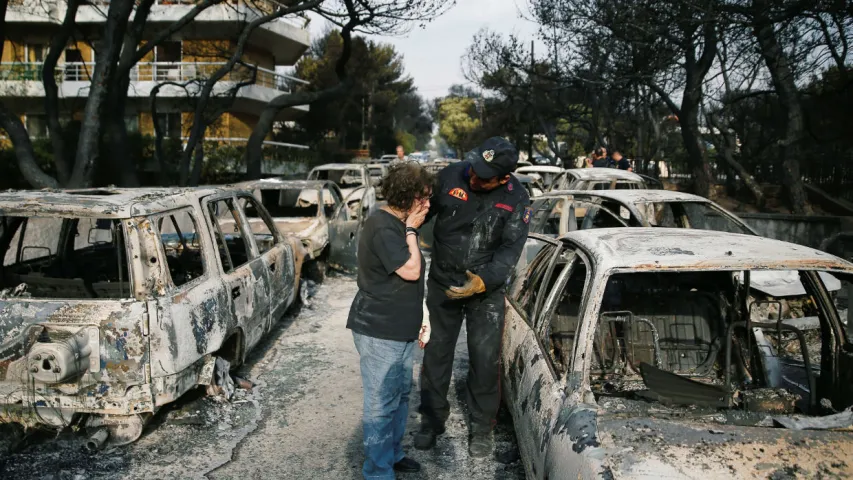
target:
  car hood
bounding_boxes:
[596,415,853,478]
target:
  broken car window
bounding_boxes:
[237,196,278,255]
[309,169,365,189]
[258,188,317,218]
[541,255,588,375]
[0,215,130,299]
[207,200,252,273]
[587,269,852,423]
[530,198,562,235]
[156,209,205,288]
[635,201,753,235]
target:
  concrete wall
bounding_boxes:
[731,213,853,250]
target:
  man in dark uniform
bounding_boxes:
[415,137,530,457]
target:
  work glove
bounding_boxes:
[445,270,486,299]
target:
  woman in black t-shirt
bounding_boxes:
[347,162,434,479]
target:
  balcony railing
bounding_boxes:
[0,62,308,93]
[85,0,311,28]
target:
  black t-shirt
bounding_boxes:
[617,158,631,170]
[346,210,426,342]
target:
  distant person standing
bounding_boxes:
[592,147,612,168]
[393,145,409,164]
[613,151,632,171]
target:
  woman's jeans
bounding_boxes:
[352,332,415,480]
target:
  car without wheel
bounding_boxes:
[0,187,306,448]
[506,228,853,479]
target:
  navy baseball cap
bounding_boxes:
[467,137,519,178]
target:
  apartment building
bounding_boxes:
[0,0,310,148]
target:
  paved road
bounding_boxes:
[0,274,524,480]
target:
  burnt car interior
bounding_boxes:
[586,271,852,420]
[207,200,251,273]
[157,210,205,287]
[524,249,853,423]
[0,215,131,299]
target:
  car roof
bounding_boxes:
[560,228,853,273]
[366,164,387,168]
[0,187,222,218]
[310,164,366,170]
[516,166,564,174]
[233,179,333,190]
[543,189,707,203]
[565,168,645,181]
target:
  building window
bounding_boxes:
[156,113,182,138]
[25,114,47,137]
[155,42,181,63]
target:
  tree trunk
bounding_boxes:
[706,112,765,208]
[0,104,59,188]
[752,1,810,213]
[68,0,135,188]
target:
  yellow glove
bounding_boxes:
[445,270,486,299]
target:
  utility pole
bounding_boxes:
[527,40,534,164]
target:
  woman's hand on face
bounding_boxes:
[406,202,429,229]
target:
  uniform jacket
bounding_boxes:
[427,160,531,292]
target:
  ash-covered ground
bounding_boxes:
[0,274,525,480]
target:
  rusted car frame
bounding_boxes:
[0,188,305,447]
[504,228,853,478]
[307,163,377,217]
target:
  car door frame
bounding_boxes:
[327,186,365,273]
[201,192,271,355]
[232,191,295,326]
[535,243,601,477]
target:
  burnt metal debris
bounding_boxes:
[0,187,306,448]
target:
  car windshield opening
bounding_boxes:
[309,169,364,189]
[585,269,853,426]
[635,201,753,235]
[0,215,131,299]
[260,188,319,217]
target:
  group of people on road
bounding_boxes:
[585,146,633,171]
[347,137,530,479]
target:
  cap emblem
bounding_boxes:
[482,150,495,162]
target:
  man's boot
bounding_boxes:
[468,430,494,458]
[413,420,445,450]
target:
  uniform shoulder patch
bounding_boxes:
[522,206,532,224]
[448,187,468,201]
[506,182,513,191]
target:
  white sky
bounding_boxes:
[308,0,545,100]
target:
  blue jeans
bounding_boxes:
[352,332,415,480]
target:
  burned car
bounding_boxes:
[516,165,564,191]
[307,163,377,216]
[505,229,853,478]
[550,168,648,191]
[367,163,389,200]
[232,179,365,277]
[521,190,843,299]
[0,188,305,447]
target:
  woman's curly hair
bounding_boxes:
[382,161,435,211]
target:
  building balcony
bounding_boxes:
[0,61,309,119]
[6,0,310,65]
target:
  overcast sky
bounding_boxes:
[308,0,544,99]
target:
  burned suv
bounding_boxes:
[0,188,305,447]
[506,229,853,478]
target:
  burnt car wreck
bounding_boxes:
[504,229,853,478]
[0,188,305,448]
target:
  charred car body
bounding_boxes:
[550,169,648,191]
[505,229,853,478]
[233,179,365,276]
[0,188,305,446]
[307,163,376,217]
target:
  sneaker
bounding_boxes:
[468,430,494,458]
[393,457,421,473]
[413,421,445,450]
